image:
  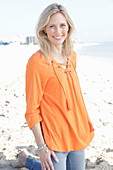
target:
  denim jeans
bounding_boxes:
[25,150,85,170]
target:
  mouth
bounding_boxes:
[53,36,63,40]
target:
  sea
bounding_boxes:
[76,41,113,60]
[74,41,113,85]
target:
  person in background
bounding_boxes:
[11,3,94,170]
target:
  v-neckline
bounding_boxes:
[50,55,70,71]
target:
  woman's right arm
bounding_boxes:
[32,123,59,170]
[32,123,45,146]
[26,55,58,169]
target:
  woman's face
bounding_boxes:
[45,12,69,47]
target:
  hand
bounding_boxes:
[39,146,59,170]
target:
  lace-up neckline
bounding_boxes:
[49,55,70,71]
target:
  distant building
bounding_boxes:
[26,36,38,44]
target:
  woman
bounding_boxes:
[12,3,94,170]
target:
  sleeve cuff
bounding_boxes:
[25,112,42,129]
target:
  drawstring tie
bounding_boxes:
[66,99,71,111]
[51,59,71,111]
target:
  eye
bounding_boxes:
[49,25,54,28]
[60,24,66,27]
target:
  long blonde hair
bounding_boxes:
[36,3,75,60]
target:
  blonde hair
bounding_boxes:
[36,3,75,60]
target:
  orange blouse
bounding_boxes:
[25,50,94,152]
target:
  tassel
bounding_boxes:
[66,99,71,110]
[88,122,95,132]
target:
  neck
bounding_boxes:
[50,44,64,58]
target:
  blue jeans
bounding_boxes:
[25,150,85,170]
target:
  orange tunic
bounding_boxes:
[25,50,94,152]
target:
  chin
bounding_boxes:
[53,40,65,46]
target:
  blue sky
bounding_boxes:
[0,0,113,42]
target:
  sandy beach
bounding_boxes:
[0,44,113,170]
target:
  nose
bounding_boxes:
[55,26,61,34]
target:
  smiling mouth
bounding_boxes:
[53,36,63,40]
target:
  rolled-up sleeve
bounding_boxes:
[25,56,45,129]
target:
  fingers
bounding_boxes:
[51,151,59,163]
[41,154,54,170]
[42,162,50,170]
[42,163,46,170]
[47,158,54,170]
[45,162,51,170]
[40,148,58,170]
[41,159,54,170]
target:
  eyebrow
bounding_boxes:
[49,22,67,25]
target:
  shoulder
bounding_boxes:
[70,51,77,61]
[69,51,77,69]
[28,50,43,66]
[27,50,48,70]
[72,51,77,57]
